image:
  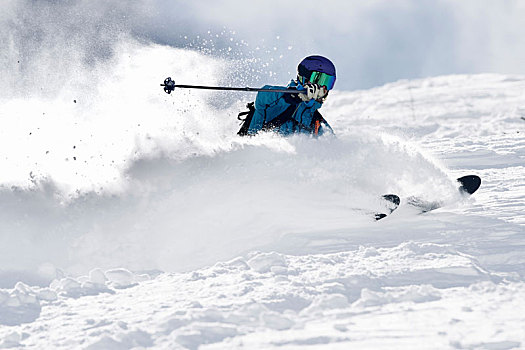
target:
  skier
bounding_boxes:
[238,55,336,137]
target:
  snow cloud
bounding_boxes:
[143,0,525,89]
[2,0,525,91]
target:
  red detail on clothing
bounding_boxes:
[314,120,321,136]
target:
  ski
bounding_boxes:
[374,175,481,220]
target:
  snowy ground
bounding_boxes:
[1,45,525,349]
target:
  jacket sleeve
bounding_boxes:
[248,85,295,134]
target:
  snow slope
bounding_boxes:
[1,43,525,348]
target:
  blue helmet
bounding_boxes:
[297,55,336,90]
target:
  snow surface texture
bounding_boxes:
[1,44,525,348]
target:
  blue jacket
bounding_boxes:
[247,80,333,136]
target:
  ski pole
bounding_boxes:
[160,77,306,95]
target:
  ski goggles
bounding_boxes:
[298,71,336,90]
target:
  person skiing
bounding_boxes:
[238,55,336,137]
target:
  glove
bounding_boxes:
[298,83,327,102]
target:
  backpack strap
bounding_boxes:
[312,110,322,136]
[237,102,255,136]
[310,110,332,136]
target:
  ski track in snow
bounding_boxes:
[1,54,525,349]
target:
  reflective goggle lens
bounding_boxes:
[309,71,336,90]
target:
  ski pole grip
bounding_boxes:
[161,77,176,94]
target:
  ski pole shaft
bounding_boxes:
[161,77,305,95]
